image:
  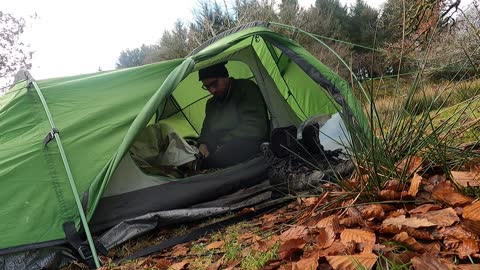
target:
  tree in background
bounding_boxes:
[157,21,191,60]
[422,0,480,81]
[233,0,278,25]
[375,0,461,77]
[114,0,389,78]
[311,0,349,38]
[299,0,351,77]
[115,0,469,82]
[0,11,32,89]
[346,0,381,78]
[189,0,235,46]
[116,45,159,68]
[278,0,301,26]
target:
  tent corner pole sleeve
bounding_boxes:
[30,80,101,269]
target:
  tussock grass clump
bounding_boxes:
[342,75,480,198]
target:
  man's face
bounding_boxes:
[202,77,229,99]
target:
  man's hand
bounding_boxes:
[199,144,210,158]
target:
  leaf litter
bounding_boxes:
[65,160,480,270]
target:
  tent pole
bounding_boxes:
[30,80,101,269]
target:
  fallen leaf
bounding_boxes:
[440,225,477,241]
[326,253,377,270]
[451,171,480,187]
[280,226,309,241]
[340,229,376,253]
[381,204,398,212]
[278,238,306,260]
[444,236,461,250]
[453,265,480,270]
[409,204,442,214]
[171,244,189,256]
[457,239,479,259]
[461,201,480,235]
[206,241,224,250]
[316,215,342,233]
[237,232,256,241]
[416,191,433,201]
[463,201,480,221]
[432,181,474,206]
[405,227,440,240]
[382,179,403,191]
[360,204,384,219]
[461,219,480,235]
[413,207,459,227]
[206,258,223,270]
[396,156,423,175]
[226,258,241,268]
[345,205,362,218]
[301,197,321,207]
[392,232,428,252]
[339,216,364,227]
[278,262,293,270]
[410,254,450,270]
[292,254,319,270]
[260,260,282,270]
[378,190,402,201]
[261,213,278,223]
[253,239,274,252]
[383,250,417,266]
[386,209,408,219]
[147,258,172,269]
[372,244,390,252]
[315,227,336,249]
[380,224,438,240]
[382,215,435,229]
[135,258,149,267]
[239,207,255,215]
[169,260,190,270]
[408,173,422,196]
[317,241,348,257]
[303,212,326,227]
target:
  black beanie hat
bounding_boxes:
[198,62,229,81]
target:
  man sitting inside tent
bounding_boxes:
[198,62,269,168]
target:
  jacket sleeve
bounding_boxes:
[224,81,268,141]
[198,99,213,146]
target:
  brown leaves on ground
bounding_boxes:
[92,162,480,270]
[432,181,474,206]
[326,253,378,270]
[451,171,480,187]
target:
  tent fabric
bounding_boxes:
[129,122,197,176]
[0,22,366,255]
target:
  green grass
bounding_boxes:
[240,243,279,270]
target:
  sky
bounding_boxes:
[1,0,388,80]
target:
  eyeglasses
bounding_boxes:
[201,79,219,90]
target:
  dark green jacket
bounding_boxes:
[198,78,269,149]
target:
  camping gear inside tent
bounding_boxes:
[0,21,366,269]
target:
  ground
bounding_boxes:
[64,154,480,270]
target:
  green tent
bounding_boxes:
[0,21,365,268]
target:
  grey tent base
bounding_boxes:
[91,156,268,232]
[0,246,75,270]
[98,181,274,250]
